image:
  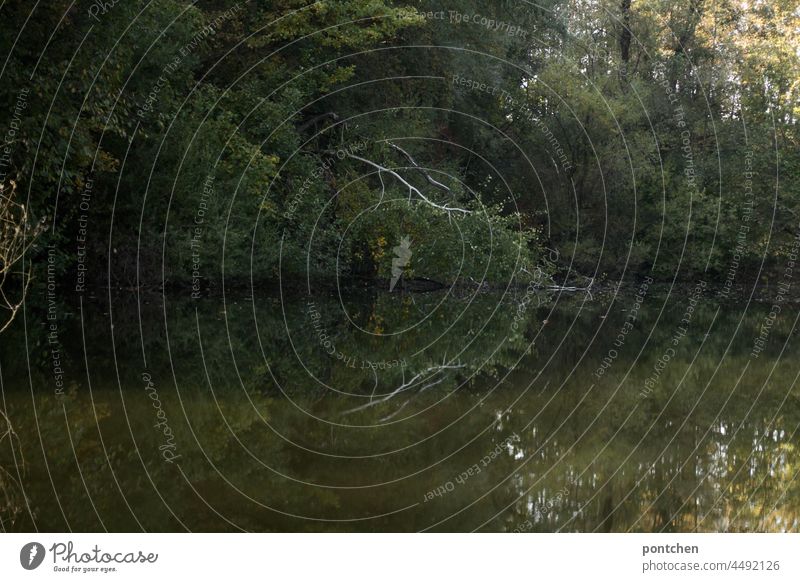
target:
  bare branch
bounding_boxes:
[386,142,452,193]
[0,182,43,333]
[344,152,471,215]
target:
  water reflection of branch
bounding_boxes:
[520,266,595,297]
[0,408,26,529]
[0,409,24,468]
[343,363,464,417]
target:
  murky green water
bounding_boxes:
[1,286,799,531]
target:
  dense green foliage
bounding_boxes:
[0,0,798,294]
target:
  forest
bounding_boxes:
[0,0,797,316]
[1,0,800,537]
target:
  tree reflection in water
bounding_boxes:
[1,288,798,532]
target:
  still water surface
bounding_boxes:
[1,287,798,531]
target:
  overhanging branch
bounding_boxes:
[344,152,471,215]
[386,142,452,193]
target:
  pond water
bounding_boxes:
[1,285,799,531]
